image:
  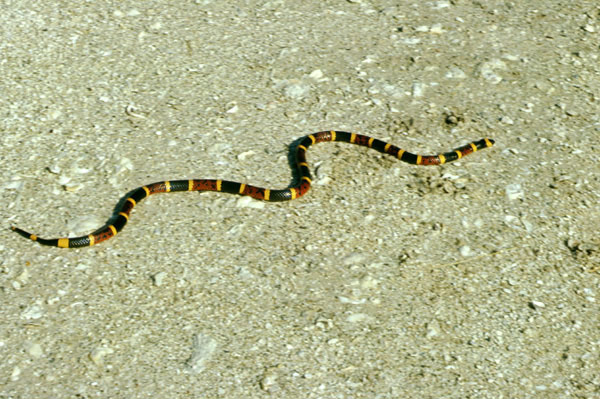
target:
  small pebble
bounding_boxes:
[21,304,44,320]
[459,245,472,257]
[26,342,43,358]
[67,216,103,235]
[260,367,281,392]
[49,109,62,120]
[236,196,265,209]
[430,23,444,34]
[434,1,450,9]
[529,300,545,310]
[583,24,595,33]
[11,366,21,381]
[425,320,440,338]
[346,313,368,323]
[360,275,378,289]
[505,183,524,200]
[283,82,310,99]
[152,272,167,287]
[309,69,323,80]
[89,346,114,365]
[411,82,425,97]
[48,165,61,174]
[186,333,217,373]
[237,150,255,161]
[478,59,506,84]
[446,67,466,79]
[342,253,367,265]
[16,268,29,285]
[149,22,162,30]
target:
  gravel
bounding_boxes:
[1,1,599,398]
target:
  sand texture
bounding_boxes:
[1,1,599,398]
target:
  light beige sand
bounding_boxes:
[2,1,599,398]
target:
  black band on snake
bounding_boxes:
[11,131,494,248]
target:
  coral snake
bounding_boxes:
[11,131,494,248]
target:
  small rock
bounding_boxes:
[446,67,466,79]
[346,313,369,323]
[89,346,114,365]
[529,300,545,310]
[186,333,217,373]
[236,196,265,209]
[67,216,103,235]
[425,320,440,338]
[459,245,472,257]
[283,82,310,100]
[237,150,255,161]
[152,272,167,287]
[430,23,444,34]
[342,253,367,265]
[26,342,43,358]
[411,81,425,97]
[309,69,323,80]
[260,366,281,392]
[478,59,507,84]
[505,183,524,200]
[15,268,29,285]
[11,366,21,381]
[21,304,44,320]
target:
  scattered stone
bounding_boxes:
[425,320,441,338]
[89,346,114,365]
[339,296,366,305]
[446,67,466,79]
[411,81,425,97]
[529,300,545,310]
[342,253,367,265]
[360,275,378,290]
[152,271,167,287]
[236,196,265,209]
[505,183,524,200]
[11,366,21,381]
[459,245,472,257]
[186,333,217,373]
[237,150,255,161]
[260,366,281,392]
[477,59,507,84]
[21,304,44,320]
[25,342,43,358]
[430,23,444,34]
[309,69,323,80]
[15,268,29,286]
[67,216,103,235]
[282,81,310,100]
[346,313,368,323]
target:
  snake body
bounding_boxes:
[11,131,494,248]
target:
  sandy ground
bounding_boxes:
[1,1,599,398]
